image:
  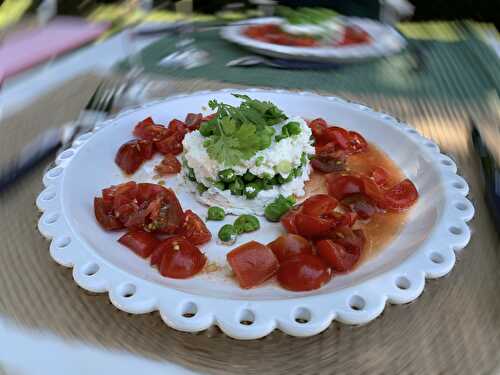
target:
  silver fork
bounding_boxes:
[0,79,124,192]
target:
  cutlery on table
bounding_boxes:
[0,80,123,193]
[226,55,339,70]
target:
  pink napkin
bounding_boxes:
[0,17,110,81]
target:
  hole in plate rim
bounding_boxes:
[348,295,366,311]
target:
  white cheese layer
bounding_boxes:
[182,116,314,187]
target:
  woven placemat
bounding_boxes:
[0,73,499,375]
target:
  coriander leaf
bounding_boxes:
[205,135,243,166]
[220,116,236,135]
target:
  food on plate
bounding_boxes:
[226,241,279,289]
[207,206,226,221]
[181,94,315,215]
[96,94,419,291]
[243,7,371,48]
[94,182,209,279]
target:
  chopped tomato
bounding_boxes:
[136,182,167,204]
[145,188,184,234]
[308,118,328,144]
[94,197,123,230]
[202,113,216,122]
[281,207,299,234]
[315,239,360,273]
[341,194,377,220]
[268,234,313,263]
[312,146,347,173]
[329,227,366,255]
[166,119,187,138]
[158,237,206,279]
[277,254,332,291]
[133,117,169,142]
[324,126,350,150]
[115,139,153,175]
[227,241,279,289]
[347,131,368,154]
[301,194,338,217]
[244,24,318,47]
[383,179,419,211]
[294,213,333,239]
[184,113,203,131]
[370,166,390,187]
[155,134,183,155]
[178,209,211,245]
[326,174,365,200]
[118,230,160,258]
[112,181,138,211]
[339,26,371,46]
[154,154,181,176]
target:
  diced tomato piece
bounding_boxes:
[326,174,365,200]
[268,234,313,263]
[184,113,203,131]
[294,213,333,239]
[118,230,160,258]
[311,146,347,173]
[155,134,183,155]
[227,241,279,289]
[308,118,328,144]
[341,194,377,220]
[383,179,419,211]
[315,239,360,273]
[115,139,153,175]
[133,117,169,142]
[178,210,211,245]
[281,208,299,234]
[158,237,206,279]
[94,197,123,230]
[347,131,368,154]
[324,126,350,150]
[329,228,366,255]
[301,194,338,217]
[154,154,181,176]
[145,188,184,234]
[370,166,390,187]
[136,183,167,204]
[277,254,332,292]
[167,119,187,138]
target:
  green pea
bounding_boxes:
[244,181,262,199]
[199,122,213,137]
[229,177,244,196]
[214,181,226,191]
[264,194,294,222]
[234,215,260,234]
[218,224,236,242]
[207,206,225,221]
[275,134,286,143]
[284,121,301,135]
[196,183,208,194]
[243,171,256,182]
[218,169,236,183]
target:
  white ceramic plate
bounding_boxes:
[37,89,474,340]
[220,17,407,63]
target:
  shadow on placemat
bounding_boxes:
[1,73,500,375]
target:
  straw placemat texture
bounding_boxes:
[0,73,499,375]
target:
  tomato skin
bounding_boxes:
[329,228,366,255]
[136,183,167,204]
[178,209,212,245]
[184,113,203,131]
[308,118,328,144]
[301,194,338,217]
[155,134,183,155]
[277,254,332,292]
[383,179,419,211]
[112,181,138,211]
[326,174,365,200]
[146,188,184,234]
[115,140,153,175]
[118,230,160,258]
[155,154,181,176]
[158,237,206,279]
[347,131,367,154]
[280,208,299,234]
[370,166,390,187]
[227,241,279,289]
[94,197,124,230]
[133,117,169,142]
[324,126,350,150]
[268,234,313,263]
[294,214,333,239]
[315,239,360,273]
